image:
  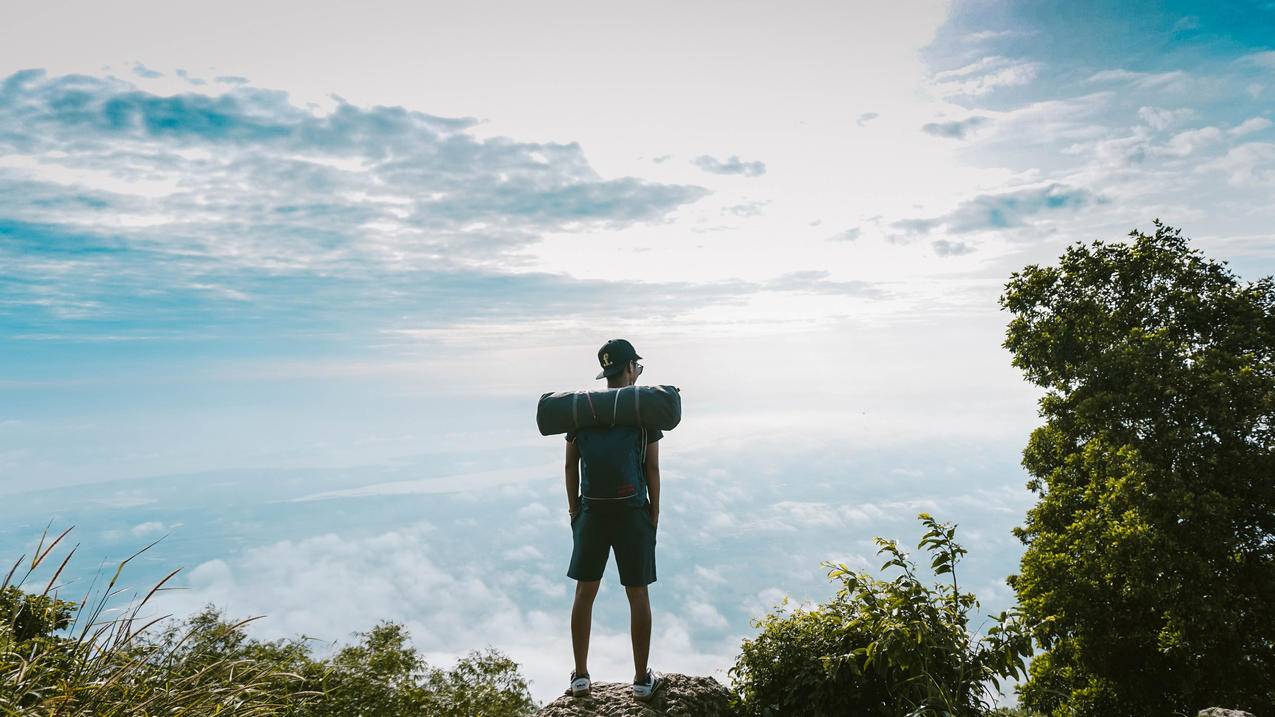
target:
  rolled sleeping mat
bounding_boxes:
[537,384,681,436]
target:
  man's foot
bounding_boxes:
[566,669,590,697]
[632,668,663,702]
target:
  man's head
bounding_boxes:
[596,338,643,388]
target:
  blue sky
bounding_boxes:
[2,0,1273,705]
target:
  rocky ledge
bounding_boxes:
[537,676,1257,717]
[536,673,735,717]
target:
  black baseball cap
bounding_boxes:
[596,338,642,379]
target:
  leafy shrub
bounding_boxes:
[729,514,1032,717]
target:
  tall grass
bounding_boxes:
[1,524,540,717]
[0,524,305,716]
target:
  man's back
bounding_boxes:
[572,425,651,506]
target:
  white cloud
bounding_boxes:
[891,183,1100,237]
[516,501,552,520]
[1197,142,1275,186]
[1238,50,1275,69]
[155,523,738,704]
[503,545,545,561]
[1162,126,1224,157]
[872,497,943,516]
[963,29,1027,43]
[773,501,841,528]
[933,238,975,257]
[1087,68,1189,90]
[840,503,888,525]
[931,56,1039,97]
[693,565,728,584]
[690,154,767,177]
[922,116,991,140]
[497,568,566,600]
[823,553,872,572]
[1137,106,1194,131]
[741,587,793,619]
[1230,117,1273,137]
[963,92,1114,151]
[1061,115,1269,172]
[92,490,158,509]
[826,226,861,242]
[1086,69,1145,83]
[973,577,1016,613]
[0,69,709,325]
[684,599,729,629]
[704,511,737,530]
[293,464,558,501]
[131,521,172,537]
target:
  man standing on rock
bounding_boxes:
[564,338,664,702]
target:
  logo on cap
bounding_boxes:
[595,339,642,380]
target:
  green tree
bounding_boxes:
[1000,221,1275,715]
[729,514,1032,717]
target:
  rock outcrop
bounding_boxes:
[537,673,736,717]
[1197,710,1256,717]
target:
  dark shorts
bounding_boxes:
[567,500,657,587]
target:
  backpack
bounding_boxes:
[575,425,649,502]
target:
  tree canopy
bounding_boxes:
[1000,221,1275,715]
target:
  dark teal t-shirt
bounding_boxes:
[567,427,661,508]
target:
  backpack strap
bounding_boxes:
[635,386,647,465]
[611,387,620,427]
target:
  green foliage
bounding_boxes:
[729,514,1032,717]
[296,620,537,717]
[1000,221,1275,716]
[0,526,539,716]
[0,588,74,647]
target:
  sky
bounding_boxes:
[1,0,1273,706]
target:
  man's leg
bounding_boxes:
[571,579,601,676]
[625,584,651,683]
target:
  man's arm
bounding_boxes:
[645,439,660,528]
[565,438,581,518]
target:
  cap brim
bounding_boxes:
[596,364,625,380]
